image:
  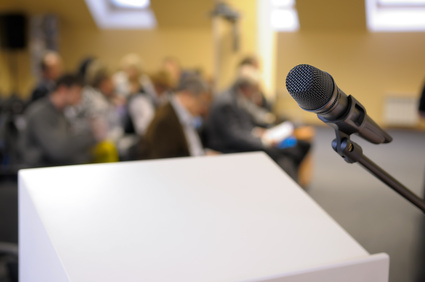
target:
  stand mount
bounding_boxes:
[331,130,425,213]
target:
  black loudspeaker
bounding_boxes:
[0,13,27,50]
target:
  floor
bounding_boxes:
[307,126,425,282]
[0,126,424,281]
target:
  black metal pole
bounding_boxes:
[333,133,425,214]
[358,154,425,213]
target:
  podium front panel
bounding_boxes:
[19,152,389,281]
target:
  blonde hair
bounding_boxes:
[85,60,111,88]
[120,53,144,74]
[150,70,176,89]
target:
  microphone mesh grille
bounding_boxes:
[285,64,334,111]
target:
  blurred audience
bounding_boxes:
[236,55,315,185]
[20,73,98,167]
[161,56,183,88]
[114,53,163,138]
[114,53,156,100]
[205,68,310,182]
[123,69,174,138]
[138,74,211,159]
[0,52,314,185]
[77,56,97,80]
[150,69,176,105]
[161,56,203,89]
[126,69,175,139]
[69,60,124,162]
[237,55,272,112]
[28,50,63,106]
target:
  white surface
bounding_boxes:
[263,121,294,145]
[19,152,389,281]
[252,253,389,282]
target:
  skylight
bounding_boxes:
[85,0,156,29]
[366,0,425,31]
[378,0,425,6]
[270,0,299,32]
[110,0,150,9]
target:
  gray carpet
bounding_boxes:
[307,126,425,282]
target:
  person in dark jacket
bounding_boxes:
[28,51,63,105]
[206,69,310,182]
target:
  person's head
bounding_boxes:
[234,65,261,101]
[161,56,182,87]
[86,60,114,98]
[238,55,260,70]
[175,75,210,117]
[40,51,63,81]
[150,70,175,96]
[51,73,84,109]
[120,53,144,81]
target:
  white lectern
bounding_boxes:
[19,152,389,282]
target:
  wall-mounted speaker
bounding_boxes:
[0,13,28,50]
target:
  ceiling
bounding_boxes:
[296,0,367,30]
[0,0,368,30]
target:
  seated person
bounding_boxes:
[205,69,310,183]
[238,55,273,113]
[123,69,175,137]
[138,75,211,159]
[113,53,156,100]
[28,50,63,106]
[20,73,98,167]
[68,60,123,161]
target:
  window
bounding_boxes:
[110,0,150,9]
[85,0,156,29]
[366,0,425,31]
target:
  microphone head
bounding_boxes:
[285,64,335,111]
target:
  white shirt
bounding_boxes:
[129,95,155,136]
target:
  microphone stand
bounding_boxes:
[331,130,425,213]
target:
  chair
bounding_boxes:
[0,181,18,282]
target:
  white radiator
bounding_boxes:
[383,96,419,127]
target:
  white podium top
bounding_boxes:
[19,152,388,282]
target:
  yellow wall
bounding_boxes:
[0,0,259,98]
[60,26,213,80]
[275,30,425,127]
[0,1,215,98]
[0,26,214,98]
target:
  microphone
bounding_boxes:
[285,64,392,144]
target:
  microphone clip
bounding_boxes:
[319,95,392,145]
[331,130,363,164]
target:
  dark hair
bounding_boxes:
[176,74,208,96]
[77,56,96,79]
[53,73,84,91]
[238,55,258,68]
[85,60,111,88]
[40,60,48,72]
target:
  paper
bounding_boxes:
[262,121,294,145]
